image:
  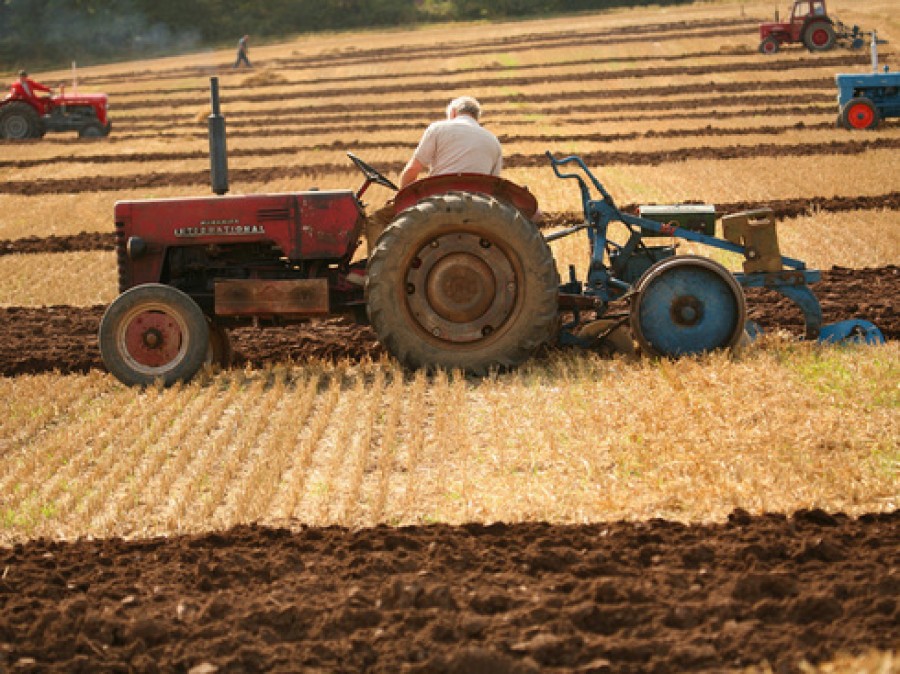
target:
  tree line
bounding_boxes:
[0,0,693,71]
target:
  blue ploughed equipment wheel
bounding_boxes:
[629,255,747,357]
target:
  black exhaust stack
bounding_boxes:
[209,77,228,195]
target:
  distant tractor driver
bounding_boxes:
[10,70,51,106]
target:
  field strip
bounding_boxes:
[65,86,847,126]
[0,121,857,170]
[0,344,896,540]
[106,73,839,112]
[10,102,847,150]
[106,54,870,110]
[90,89,844,133]
[109,49,869,99]
[5,138,900,196]
[82,19,762,86]
[76,95,840,138]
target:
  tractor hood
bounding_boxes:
[53,92,108,107]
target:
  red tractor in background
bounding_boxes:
[0,82,111,139]
[759,0,864,54]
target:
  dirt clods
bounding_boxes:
[0,511,896,673]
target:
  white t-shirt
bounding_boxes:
[413,115,502,177]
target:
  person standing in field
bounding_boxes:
[358,95,505,275]
[233,35,251,68]
[398,95,502,187]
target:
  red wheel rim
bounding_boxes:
[123,310,185,368]
[763,40,777,53]
[811,28,829,46]
[847,102,875,129]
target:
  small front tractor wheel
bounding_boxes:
[366,192,559,374]
[804,21,836,51]
[840,97,880,130]
[630,255,747,358]
[0,102,42,139]
[759,36,780,54]
[78,122,106,138]
[99,284,210,386]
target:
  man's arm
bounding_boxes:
[31,80,51,94]
[399,157,425,188]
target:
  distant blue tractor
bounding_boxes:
[836,32,899,129]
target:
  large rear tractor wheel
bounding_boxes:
[0,102,42,139]
[840,98,880,130]
[99,284,210,386]
[629,255,747,358]
[366,192,559,374]
[804,22,836,51]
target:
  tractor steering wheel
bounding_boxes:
[347,152,398,191]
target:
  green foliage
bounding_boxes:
[0,0,695,70]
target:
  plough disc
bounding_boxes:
[818,320,885,345]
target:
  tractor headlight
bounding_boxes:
[127,236,146,259]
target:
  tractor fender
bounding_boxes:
[0,92,40,112]
[802,15,834,28]
[390,174,540,221]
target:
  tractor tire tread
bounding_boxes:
[0,101,42,139]
[366,192,558,374]
[99,283,209,386]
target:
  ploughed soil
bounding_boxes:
[1,510,897,673]
[0,266,896,378]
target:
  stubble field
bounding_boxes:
[0,1,898,672]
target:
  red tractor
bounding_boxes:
[759,0,864,55]
[0,83,111,139]
[98,79,558,385]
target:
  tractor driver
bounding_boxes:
[362,96,503,251]
[10,71,52,106]
[398,95,503,188]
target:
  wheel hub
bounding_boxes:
[3,116,28,139]
[406,233,517,343]
[426,252,496,323]
[848,104,874,129]
[124,311,184,367]
[142,328,163,348]
[670,296,704,326]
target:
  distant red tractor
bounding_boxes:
[0,84,111,139]
[759,0,864,55]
